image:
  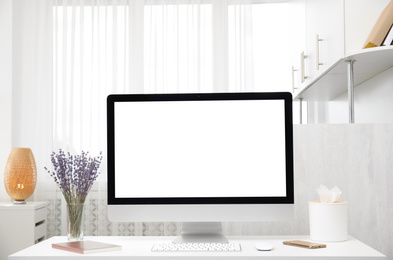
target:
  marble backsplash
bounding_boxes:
[224,124,393,258]
[293,124,393,258]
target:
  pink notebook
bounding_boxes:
[52,240,122,254]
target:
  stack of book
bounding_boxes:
[363,0,393,48]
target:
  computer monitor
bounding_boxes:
[107,92,294,243]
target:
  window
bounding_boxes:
[49,0,292,237]
[252,3,290,92]
[53,1,291,153]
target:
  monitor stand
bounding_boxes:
[172,222,228,244]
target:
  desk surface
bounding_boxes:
[9,235,385,259]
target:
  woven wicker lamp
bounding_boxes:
[4,148,37,204]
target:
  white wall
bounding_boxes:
[12,0,53,202]
[0,0,53,203]
[345,0,391,53]
[0,0,13,202]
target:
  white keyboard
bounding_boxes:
[152,242,242,252]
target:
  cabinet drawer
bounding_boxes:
[34,221,46,242]
[34,207,46,223]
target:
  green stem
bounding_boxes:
[67,203,84,240]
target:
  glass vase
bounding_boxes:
[66,202,85,241]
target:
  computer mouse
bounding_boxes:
[255,242,274,251]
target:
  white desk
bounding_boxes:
[9,235,385,259]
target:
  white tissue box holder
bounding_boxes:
[309,201,348,242]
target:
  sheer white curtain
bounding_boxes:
[48,0,254,237]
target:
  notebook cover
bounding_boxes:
[52,240,122,254]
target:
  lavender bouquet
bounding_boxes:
[45,149,103,240]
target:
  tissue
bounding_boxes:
[316,184,342,203]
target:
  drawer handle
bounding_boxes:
[300,51,308,83]
[316,34,323,70]
[35,220,45,227]
[292,66,298,93]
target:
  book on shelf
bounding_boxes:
[363,0,393,48]
[382,23,393,46]
[52,240,122,254]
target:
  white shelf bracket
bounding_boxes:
[346,60,356,124]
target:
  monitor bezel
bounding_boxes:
[107,92,294,205]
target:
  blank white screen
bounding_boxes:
[115,99,286,198]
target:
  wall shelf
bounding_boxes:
[294,46,393,101]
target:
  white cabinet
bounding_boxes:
[290,0,391,95]
[305,0,344,79]
[0,202,47,260]
[290,0,344,91]
[289,0,306,92]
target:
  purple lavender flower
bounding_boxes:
[45,149,103,204]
